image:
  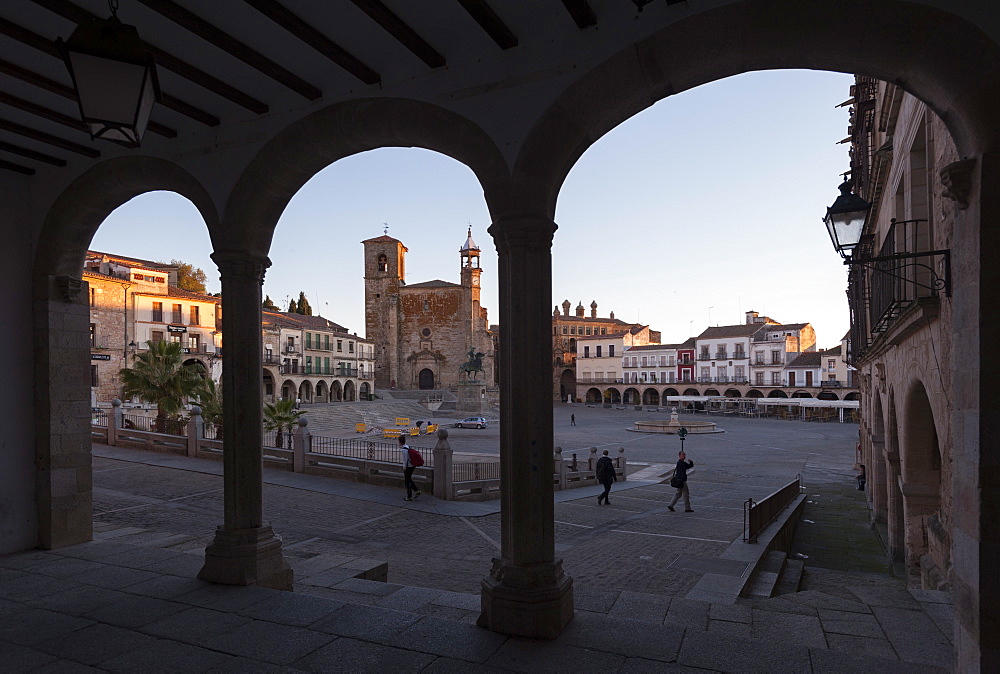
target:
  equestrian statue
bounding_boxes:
[459,347,485,381]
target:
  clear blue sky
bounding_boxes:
[91,69,854,348]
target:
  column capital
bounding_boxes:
[488,216,557,253]
[211,251,271,283]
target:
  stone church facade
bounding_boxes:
[363,230,495,391]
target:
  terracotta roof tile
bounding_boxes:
[697,324,768,339]
[405,280,460,288]
[787,351,822,367]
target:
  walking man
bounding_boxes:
[399,435,422,501]
[596,449,616,505]
[571,413,576,426]
[667,450,694,512]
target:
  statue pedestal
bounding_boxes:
[457,381,491,414]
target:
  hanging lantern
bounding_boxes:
[57,2,160,147]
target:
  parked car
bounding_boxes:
[456,416,488,429]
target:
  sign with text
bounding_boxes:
[91,354,112,361]
[167,325,187,333]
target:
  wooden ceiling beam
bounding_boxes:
[0,117,99,157]
[0,138,66,166]
[242,0,380,85]
[559,0,597,29]
[0,158,35,175]
[25,1,267,116]
[457,0,517,50]
[135,0,322,100]
[0,58,176,138]
[349,0,445,68]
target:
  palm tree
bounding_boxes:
[263,398,303,449]
[119,340,205,433]
[195,377,223,438]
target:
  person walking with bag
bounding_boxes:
[399,435,423,501]
[595,449,616,505]
[668,450,694,512]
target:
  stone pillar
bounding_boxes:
[618,447,626,481]
[292,417,310,473]
[554,448,565,490]
[108,398,122,446]
[432,428,453,500]
[479,215,573,639]
[187,405,203,458]
[199,252,292,590]
[588,447,597,472]
[34,274,93,549]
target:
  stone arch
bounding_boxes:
[682,388,699,397]
[559,368,576,401]
[344,380,356,402]
[871,390,888,525]
[724,388,742,398]
[623,387,640,405]
[585,387,602,404]
[642,388,659,406]
[315,380,328,403]
[418,368,435,390]
[901,379,946,587]
[221,98,509,257]
[844,391,860,401]
[512,0,1000,219]
[605,388,621,404]
[262,369,275,400]
[792,390,813,398]
[704,388,720,397]
[280,379,296,401]
[886,390,905,563]
[330,380,343,402]
[359,382,371,400]
[298,380,313,403]
[746,389,764,398]
[817,391,840,400]
[768,390,788,398]
[663,388,680,398]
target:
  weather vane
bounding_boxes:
[383,222,389,236]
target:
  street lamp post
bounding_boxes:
[678,426,688,454]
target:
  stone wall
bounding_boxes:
[85,274,129,406]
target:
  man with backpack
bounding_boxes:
[399,434,423,501]
[595,449,616,505]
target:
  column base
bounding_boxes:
[477,558,574,639]
[198,525,293,590]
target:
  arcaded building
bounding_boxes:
[363,230,495,391]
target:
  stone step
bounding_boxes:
[745,550,787,598]
[775,557,804,595]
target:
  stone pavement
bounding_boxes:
[0,537,953,672]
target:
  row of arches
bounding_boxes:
[583,387,859,405]
[261,371,369,403]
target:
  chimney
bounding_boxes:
[590,300,598,318]
[746,310,759,324]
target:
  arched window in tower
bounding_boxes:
[377,254,387,272]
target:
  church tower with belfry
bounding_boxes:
[362,227,496,395]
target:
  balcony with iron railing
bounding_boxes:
[848,218,949,364]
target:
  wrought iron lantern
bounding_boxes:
[823,179,872,257]
[57,1,160,147]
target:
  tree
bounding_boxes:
[262,295,278,311]
[296,291,312,316]
[263,398,303,450]
[288,298,297,313]
[195,377,222,436]
[170,259,208,293]
[119,340,205,433]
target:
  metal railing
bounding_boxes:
[743,474,802,543]
[453,461,501,482]
[310,435,433,466]
[121,413,186,436]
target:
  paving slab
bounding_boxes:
[140,606,252,644]
[375,585,443,612]
[66,565,161,590]
[486,638,626,672]
[607,590,670,624]
[430,590,481,612]
[99,638,232,673]
[237,592,346,627]
[389,615,508,662]
[173,584,280,612]
[751,610,828,648]
[36,622,158,665]
[558,609,684,662]
[824,632,899,659]
[677,629,813,673]
[809,646,947,673]
[32,585,132,617]
[873,605,953,668]
[709,601,752,623]
[200,620,334,665]
[0,640,60,670]
[0,608,93,646]
[664,597,710,631]
[707,619,753,639]
[0,573,79,602]
[309,603,423,641]
[294,636,436,673]
[848,585,921,609]
[83,594,188,629]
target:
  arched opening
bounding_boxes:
[359,382,371,400]
[768,390,789,398]
[682,388,699,397]
[642,388,659,405]
[817,391,839,400]
[871,392,888,525]
[298,380,313,403]
[605,388,622,404]
[262,370,275,402]
[315,380,328,403]
[792,390,813,398]
[902,381,945,587]
[886,393,905,564]
[330,380,343,402]
[623,387,640,405]
[344,380,356,402]
[560,369,576,402]
[663,388,680,397]
[586,387,602,404]
[724,388,742,398]
[844,391,860,401]
[746,389,764,398]
[704,388,720,397]
[280,379,296,401]
[418,368,435,390]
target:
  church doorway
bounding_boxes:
[419,368,435,390]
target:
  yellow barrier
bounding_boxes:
[383,428,402,438]
[410,427,420,436]
[425,424,438,434]
[395,417,410,426]
[355,423,367,433]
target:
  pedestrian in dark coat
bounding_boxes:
[596,449,616,505]
[668,450,694,512]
